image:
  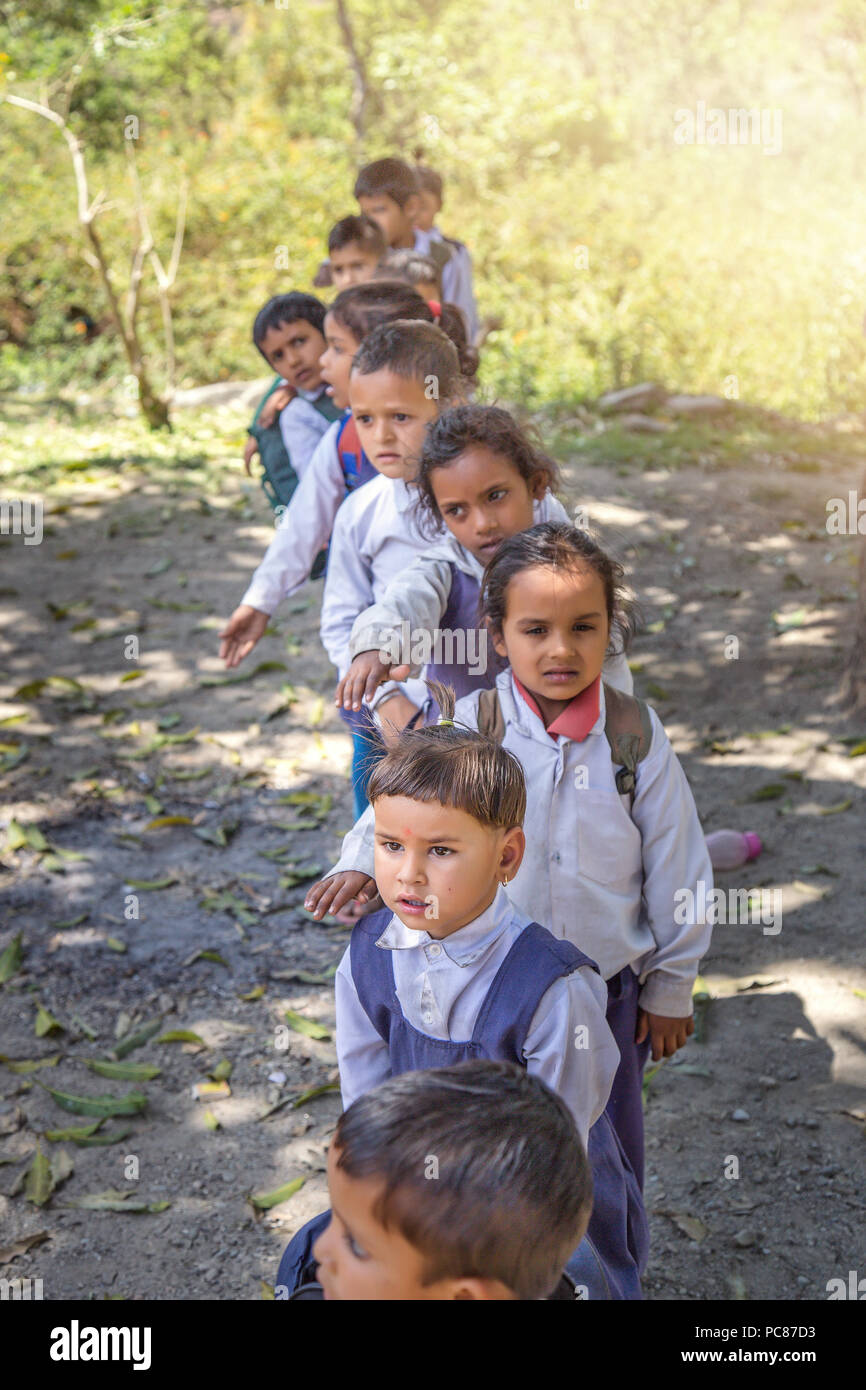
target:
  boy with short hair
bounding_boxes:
[327,214,387,291]
[245,292,341,511]
[281,1061,593,1301]
[354,157,478,340]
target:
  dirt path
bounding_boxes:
[1,399,864,1300]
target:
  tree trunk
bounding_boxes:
[334,0,369,151]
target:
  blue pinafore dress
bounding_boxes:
[276,912,649,1300]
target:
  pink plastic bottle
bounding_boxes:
[706,830,763,871]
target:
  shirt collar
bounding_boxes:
[297,383,326,402]
[513,673,602,742]
[375,884,517,966]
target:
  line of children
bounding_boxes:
[277,1061,594,1301]
[354,157,479,342]
[334,403,633,733]
[292,681,648,1298]
[308,522,713,1198]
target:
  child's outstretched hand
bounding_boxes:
[305,871,378,921]
[636,1009,694,1061]
[258,384,295,429]
[218,604,270,668]
[335,650,411,711]
[243,436,260,474]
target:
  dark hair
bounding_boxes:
[415,164,443,203]
[375,248,440,289]
[334,1060,592,1300]
[327,279,431,347]
[252,292,326,357]
[354,157,420,209]
[367,681,526,830]
[327,213,387,259]
[480,521,636,654]
[351,319,467,408]
[415,404,560,534]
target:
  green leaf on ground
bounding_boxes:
[124,876,178,891]
[817,799,852,815]
[64,1190,170,1213]
[747,783,786,801]
[44,1120,103,1142]
[38,1083,148,1117]
[113,1016,163,1059]
[283,1010,331,1041]
[35,1005,64,1037]
[85,1060,161,1081]
[156,1030,207,1048]
[0,933,24,983]
[199,661,287,688]
[248,1176,305,1210]
[0,1053,61,1074]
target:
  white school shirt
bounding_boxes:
[319,472,439,677]
[241,419,346,615]
[347,490,633,705]
[335,885,618,1147]
[413,227,479,342]
[329,670,712,1017]
[278,387,334,482]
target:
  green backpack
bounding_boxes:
[477,682,653,803]
[248,376,341,512]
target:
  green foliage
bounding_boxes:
[2,0,866,417]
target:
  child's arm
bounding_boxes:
[334,946,392,1109]
[630,713,714,1056]
[278,397,332,483]
[234,418,344,602]
[337,554,455,711]
[523,966,620,1149]
[305,805,378,920]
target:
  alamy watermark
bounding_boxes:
[0,498,43,545]
[377,622,487,676]
[674,881,782,935]
[674,102,783,156]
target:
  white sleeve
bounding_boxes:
[335,945,392,1108]
[278,399,332,482]
[535,491,571,525]
[522,968,618,1149]
[240,422,345,614]
[630,712,714,1016]
[327,802,377,880]
[441,245,479,342]
[349,555,455,668]
[319,501,373,674]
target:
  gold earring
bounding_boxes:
[502,875,509,886]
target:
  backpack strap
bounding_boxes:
[476,686,505,743]
[602,683,653,801]
[336,412,377,494]
[311,394,342,425]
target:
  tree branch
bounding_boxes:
[334,0,369,147]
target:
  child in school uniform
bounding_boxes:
[242,293,340,508]
[325,214,387,291]
[277,1061,594,1301]
[354,157,479,342]
[414,163,479,341]
[218,281,455,670]
[303,684,647,1298]
[309,523,713,1190]
[319,319,478,816]
[335,403,632,728]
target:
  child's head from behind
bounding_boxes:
[374,248,440,302]
[320,280,432,410]
[414,164,443,233]
[252,292,327,391]
[481,522,633,711]
[348,319,467,482]
[313,1060,592,1301]
[366,682,525,935]
[327,214,387,290]
[354,157,420,248]
[416,404,559,563]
